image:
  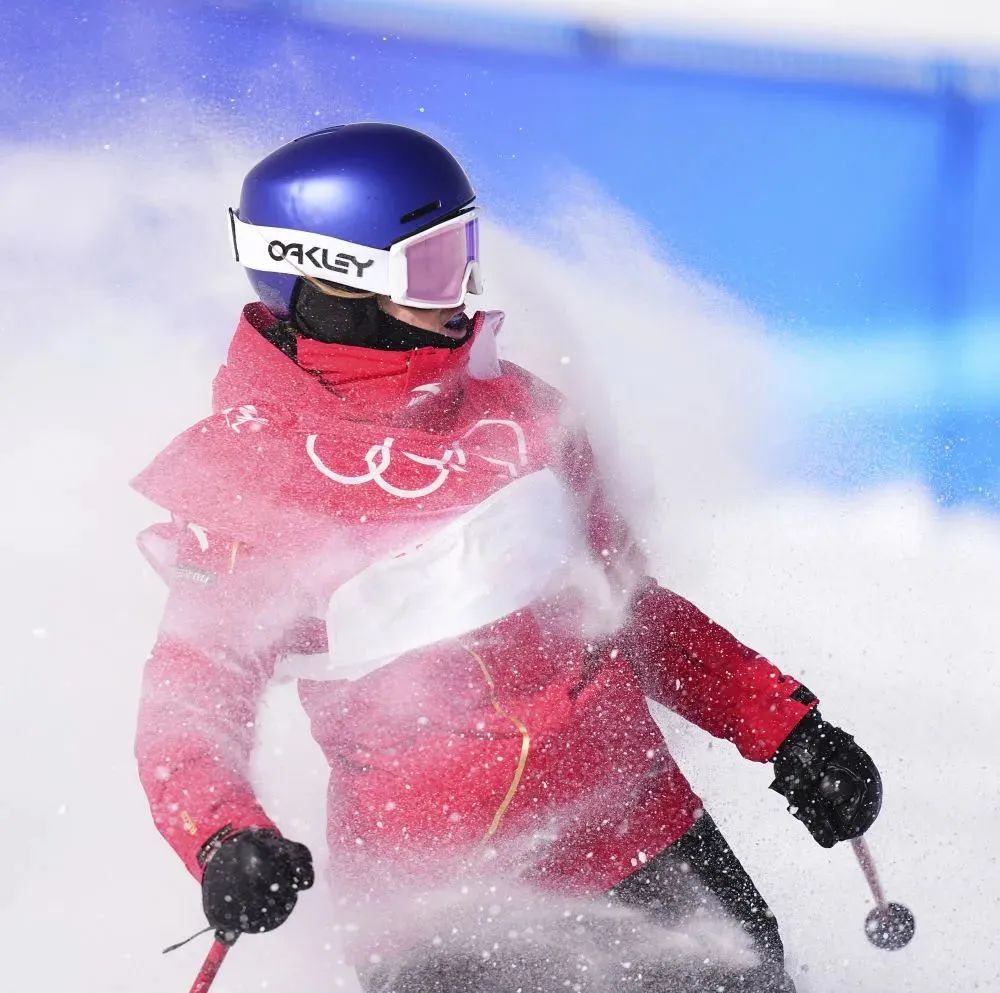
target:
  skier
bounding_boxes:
[133,123,882,993]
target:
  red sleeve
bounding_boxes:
[553,420,647,585]
[618,582,816,762]
[555,423,816,762]
[136,636,278,878]
[134,520,284,878]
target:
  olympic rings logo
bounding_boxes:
[305,419,529,500]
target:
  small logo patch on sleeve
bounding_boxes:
[173,564,216,585]
[222,404,269,433]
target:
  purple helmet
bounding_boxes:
[234,123,477,316]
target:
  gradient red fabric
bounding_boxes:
[133,304,815,893]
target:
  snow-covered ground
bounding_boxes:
[2,137,998,992]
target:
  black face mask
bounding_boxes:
[290,279,472,351]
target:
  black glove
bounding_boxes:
[770,710,882,848]
[200,828,314,934]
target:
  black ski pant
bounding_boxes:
[358,812,795,993]
[608,812,795,992]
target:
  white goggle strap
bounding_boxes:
[228,209,392,293]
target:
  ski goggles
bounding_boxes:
[228,208,483,308]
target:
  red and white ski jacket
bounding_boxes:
[133,304,815,897]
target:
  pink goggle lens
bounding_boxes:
[403,217,480,304]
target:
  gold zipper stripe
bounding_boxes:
[457,641,531,840]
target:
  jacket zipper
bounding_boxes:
[457,640,531,839]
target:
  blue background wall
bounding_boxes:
[4,0,997,505]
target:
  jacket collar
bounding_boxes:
[213,303,484,424]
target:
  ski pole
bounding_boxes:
[850,836,915,950]
[188,932,238,993]
[851,836,887,906]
